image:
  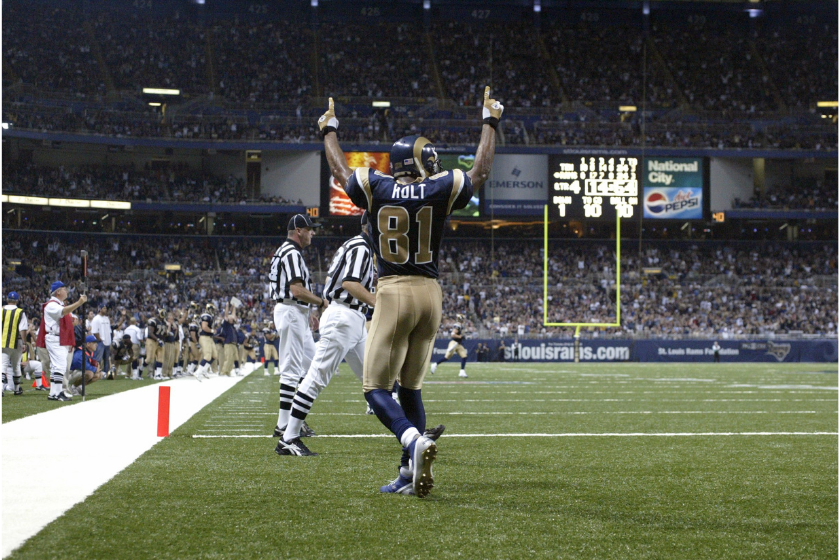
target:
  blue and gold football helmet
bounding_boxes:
[389,135,442,180]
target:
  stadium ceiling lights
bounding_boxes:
[817,101,838,108]
[8,195,48,205]
[372,101,391,108]
[619,106,637,112]
[148,102,162,107]
[142,88,180,96]
[5,195,131,210]
[91,201,131,210]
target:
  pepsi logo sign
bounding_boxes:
[644,189,700,217]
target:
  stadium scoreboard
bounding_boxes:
[549,155,640,220]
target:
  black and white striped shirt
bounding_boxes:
[323,235,375,314]
[268,239,312,304]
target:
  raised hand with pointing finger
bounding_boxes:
[318,97,339,138]
[482,86,504,129]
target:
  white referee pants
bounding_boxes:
[296,303,367,405]
[273,302,316,389]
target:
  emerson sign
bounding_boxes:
[484,154,548,216]
[643,158,704,220]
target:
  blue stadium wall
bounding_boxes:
[432,339,838,363]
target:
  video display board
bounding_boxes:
[325,152,480,217]
[549,155,640,220]
[328,152,389,217]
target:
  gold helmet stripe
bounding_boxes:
[412,136,431,179]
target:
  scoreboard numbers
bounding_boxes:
[551,156,640,220]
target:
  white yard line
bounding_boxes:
[2,375,247,558]
[193,432,838,439]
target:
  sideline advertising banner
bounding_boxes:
[431,338,837,363]
[642,158,704,219]
[484,154,548,216]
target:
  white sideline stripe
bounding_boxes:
[211,411,828,416]
[1,375,247,558]
[192,432,838,439]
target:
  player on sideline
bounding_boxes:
[430,313,469,378]
[320,87,502,497]
[261,322,279,376]
[276,212,377,457]
[268,213,326,438]
[193,303,219,380]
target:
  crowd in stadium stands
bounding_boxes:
[320,23,435,99]
[545,24,667,108]
[94,11,209,95]
[733,178,838,211]
[2,4,105,96]
[5,161,835,210]
[211,20,313,104]
[1,162,295,203]
[2,6,836,148]
[4,232,836,341]
[756,22,839,110]
[652,22,777,113]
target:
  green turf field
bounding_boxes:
[8,362,838,560]
[2,376,163,423]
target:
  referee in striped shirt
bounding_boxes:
[276,212,377,457]
[269,214,326,438]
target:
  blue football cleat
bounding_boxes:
[380,474,414,495]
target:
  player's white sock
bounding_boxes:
[35,376,43,388]
[400,428,421,449]
[430,362,437,374]
[276,408,291,431]
[284,416,303,441]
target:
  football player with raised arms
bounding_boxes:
[430,313,469,378]
[320,86,503,497]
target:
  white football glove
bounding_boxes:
[482,86,504,127]
[318,97,339,137]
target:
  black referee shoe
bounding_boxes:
[300,421,316,437]
[275,437,318,457]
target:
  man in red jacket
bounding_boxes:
[42,281,86,401]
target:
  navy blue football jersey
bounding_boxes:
[344,167,473,278]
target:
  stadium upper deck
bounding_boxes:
[2,0,836,149]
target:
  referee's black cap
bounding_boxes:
[287,214,321,230]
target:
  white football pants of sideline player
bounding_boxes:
[274,302,316,428]
[295,303,366,409]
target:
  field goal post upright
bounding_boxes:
[543,205,621,362]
